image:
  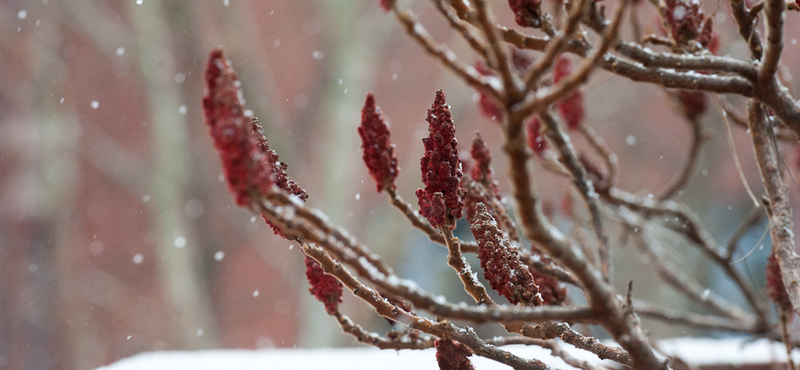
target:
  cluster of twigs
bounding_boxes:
[202,0,800,368]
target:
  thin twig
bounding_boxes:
[579,124,619,190]
[600,186,771,325]
[393,9,501,100]
[440,225,496,306]
[302,245,552,370]
[540,111,612,282]
[716,94,761,207]
[473,0,520,97]
[658,115,707,200]
[432,0,489,60]
[261,190,596,324]
[726,205,765,258]
[386,187,578,285]
[334,311,437,350]
[624,213,753,321]
[632,300,764,333]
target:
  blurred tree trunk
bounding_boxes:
[128,1,219,349]
[0,5,79,369]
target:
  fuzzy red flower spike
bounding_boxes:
[304,256,343,315]
[416,90,465,229]
[202,47,307,237]
[359,93,400,192]
[470,203,543,306]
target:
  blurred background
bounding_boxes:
[2,0,800,369]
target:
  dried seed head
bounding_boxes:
[474,61,502,122]
[470,133,495,189]
[435,339,475,370]
[664,0,708,46]
[304,255,343,315]
[767,252,792,313]
[464,133,501,224]
[470,203,543,306]
[677,90,707,120]
[417,90,465,228]
[380,0,395,12]
[359,93,400,192]
[508,0,542,28]
[526,118,547,155]
[553,56,585,130]
[202,48,306,237]
[697,18,719,54]
[534,274,567,305]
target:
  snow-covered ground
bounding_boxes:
[96,338,800,370]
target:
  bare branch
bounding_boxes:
[760,0,785,82]
[302,245,552,370]
[633,300,764,333]
[747,99,800,318]
[334,311,437,350]
[522,0,592,88]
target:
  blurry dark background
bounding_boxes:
[2,1,800,369]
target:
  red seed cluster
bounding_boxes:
[304,256,343,315]
[664,0,716,48]
[526,118,547,155]
[553,56,585,130]
[508,0,542,28]
[534,274,567,305]
[470,203,543,306]
[474,61,502,122]
[469,133,495,189]
[464,134,501,224]
[202,48,307,236]
[677,90,707,120]
[379,0,394,12]
[416,90,465,228]
[434,339,475,370]
[767,252,792,313]
[698,18,719,53]
[359,93,400,192]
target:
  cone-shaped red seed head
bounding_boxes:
[359,93,400,192]
[417,90,465,228]
[203,47,259,206]
[470,133,494,187]
[470,203,543,306]
[435,339,475,370]
[304,255,343,315]
[202,47,307,237]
